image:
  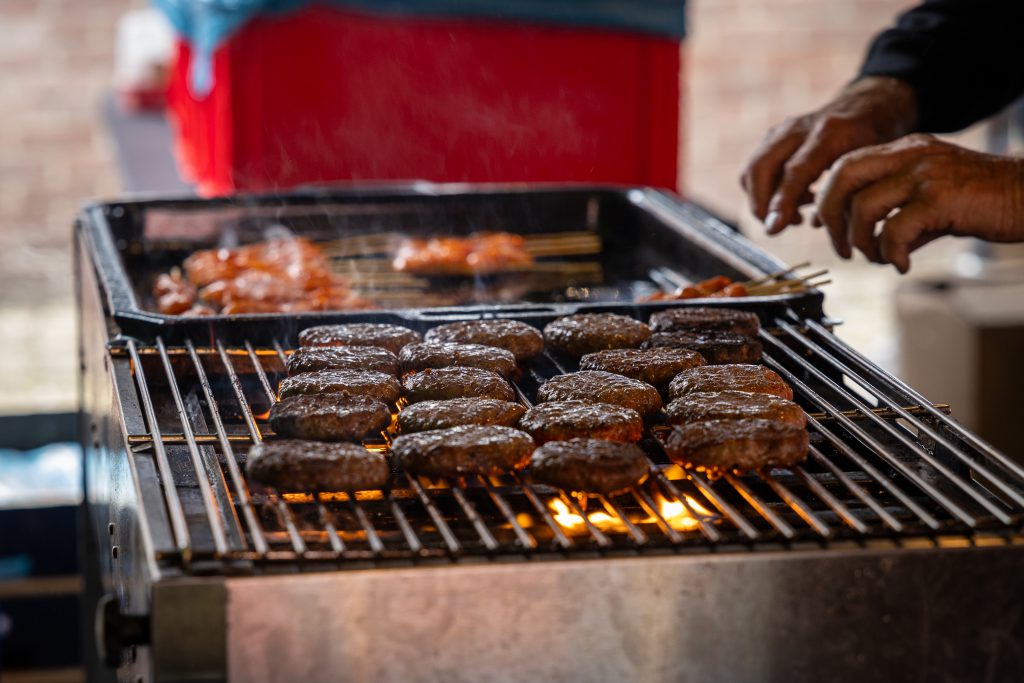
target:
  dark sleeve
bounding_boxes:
[858,0,1024,133]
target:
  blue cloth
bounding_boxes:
[154,0,687,95]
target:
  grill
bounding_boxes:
[78,184,1024,683]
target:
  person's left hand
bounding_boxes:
[815,134,1024,273]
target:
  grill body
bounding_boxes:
[76,184,1024,683]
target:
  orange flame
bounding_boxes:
[549,495,714,533]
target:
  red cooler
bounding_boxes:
[166,5,683,196]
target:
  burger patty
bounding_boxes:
[669,364,793,401]
[536,371,662,417]
[298,323,422,354]
[518,400,643,444]
[641,331,762,364]
[543,313,652,358]
[648,306,761,336]
[530,438,650,495]
[665,390,805,427]
[402,367,515,403]
[246,439,391,492]
[269,393,392,442]
[398,342,518,379]
[286,345,398,377]
[424,319,544,361]
[578,347,706,392]
[661,418,809,471]
[397,398,526,433]
[391,425,535,477]
[278,369,403,404]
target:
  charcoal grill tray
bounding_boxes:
[78,183,826,345]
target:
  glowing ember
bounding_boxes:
[549,494,715,533]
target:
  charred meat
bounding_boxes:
[543,313,652,358]
[246,439,391,492]
[286,345,398,377]
[665,390,805,427]
[298,323,421,355]
[402,367,515,403]
[661,418,809,471]
[641,331,762,364]
[424,319,544,362]
[391,425,535,477]
[398,342,518,379]
[278,370,402,405]
[397,398,526,433]
[269,393,391,442]
[579,347,706,392]
[529,439,649,495]
[391,232,534,276]
[518,400,643,444]
[669,364,793,401]
[536,371,662,418]
[648,306,761,337]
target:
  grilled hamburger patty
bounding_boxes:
[641,331,762,364]
[530,438,649,494]
[424,319,544,362]
[648,306,761,336]
[543,313,652,358]
[661,418,809,471]
[286,345,398,377]
[278,370,402,404]
[269,393,391,442]
[669,364,793,401]
[298,323,421,354]
[398,342,517,379]
[536,371,662,417]
[402,367,515,403]
[392,425,535,477]
[579,347,706,392]
[518,400,643,444]
[398,398,526,433]
[246,439,391,491]
[665,390,805,427]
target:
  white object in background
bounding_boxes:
[114,8,176,110]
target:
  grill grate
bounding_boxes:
[111,312,1024,572]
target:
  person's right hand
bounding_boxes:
[740,76,919,235]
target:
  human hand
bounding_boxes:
[816,134,1024,273]
[741,76,918,234]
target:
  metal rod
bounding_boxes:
[386,492,424,554]
[647,469,723,542]
[349,495,385,554]
[125,340,192,559]
[779,320,1024,512]
[216,341,307,556]
[760,472,831,538]
[599,495,647,545]
[804,446,900,533]
[725,473,796,539]
[761,329,987,526]
[185,340,269,553]
[770,359,939,530]
[155,338,231,557]
[563,493,612,548]
[316,499,346,554]
[478,476,536,550]
[805,319,1020,477]
[791,464,869,534]
[511,473,574,550]
[449,483,500,552]
[630,486,684,544]
[685,470,760,540]
[406,476,462,554]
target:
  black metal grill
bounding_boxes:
[111,309,1024,574]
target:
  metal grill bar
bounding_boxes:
[805,444,901,533]
[759,473,831,538]
[185,340,269,555]
[648,470,723,542]
[630,486,683,543]
[406,476,462,554]
[478,476,536,550]
[792,464,869,535]
[779,320,1024,511]
[599,495,647,545]
[316,500,346,554]
[563,493,612,548]
[125,340,192,559]
[759,345,967,527]
[685,470,760,540]
[449,483,500,551]
[725,473,796,539]
[155,337,231,556]
[512,473,574,549]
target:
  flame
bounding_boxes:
[549,495,714,533]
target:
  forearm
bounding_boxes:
[858,0,1024,133]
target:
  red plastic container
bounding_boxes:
[167,6,683,196]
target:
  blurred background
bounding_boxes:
[1,1,1022,679]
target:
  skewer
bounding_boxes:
[739,261,811,288]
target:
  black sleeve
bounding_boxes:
[858,0,1024,133]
